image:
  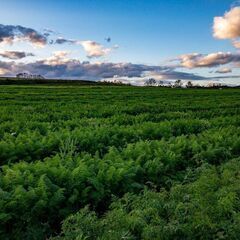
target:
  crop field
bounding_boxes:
[0,84,240,240]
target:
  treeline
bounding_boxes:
[144,78,240,88]
[0,77,133,86]
[1,77,239,88]
[0,77,98,85]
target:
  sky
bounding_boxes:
[0,0,240,85]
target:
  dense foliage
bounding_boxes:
[0,85,239,239]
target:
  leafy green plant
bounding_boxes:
[0,85,239,239]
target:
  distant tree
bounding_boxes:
[35,74,45,79]
[207,82,222,88]
[100,79,131,86]
[186,81,193,88]
[16,72,28,78]
[174,79,183,88]
[144,78,157,86]
[166,82,173,88]
[158,80,164,86]
[16,73,44,79]
[194,84,201,88]
[207,82,214,88]
[16,73,22,78]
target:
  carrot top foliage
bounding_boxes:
[0,85,240,239]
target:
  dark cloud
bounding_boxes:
[105,37,111,42]
[0,51,34,60]
[43,28,57,37]
[0,24,48,46]
[30,61,169,79]
[54,37,76,44]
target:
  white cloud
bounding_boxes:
[215,67,232,73]
[0,68,8,75]
[213,7,240,39]
[233,39,240,48]
[78,40,112,58]
[43,51,71,65]
[54,38,117,58]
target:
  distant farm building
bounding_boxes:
[16,73,45,79]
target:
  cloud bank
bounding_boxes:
[0,54,239,86]
[0,53,206,81]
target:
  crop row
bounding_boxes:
[54,157,240,240]
[0,126,239,239]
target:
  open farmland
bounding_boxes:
[0,85,240,239]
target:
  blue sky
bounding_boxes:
[0,0,240,85]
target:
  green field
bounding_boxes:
[0,85,240,239]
